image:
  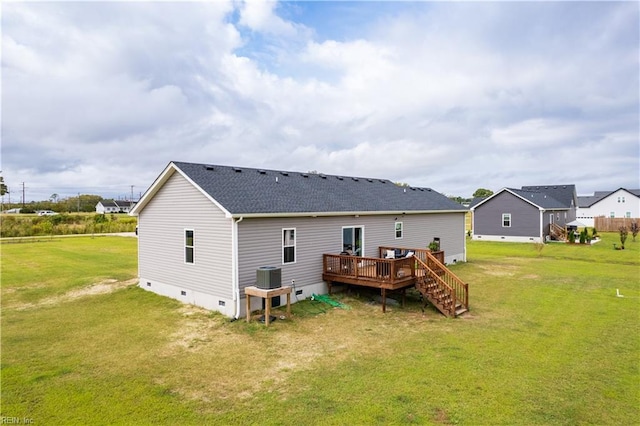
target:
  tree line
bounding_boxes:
[2,193,106,213]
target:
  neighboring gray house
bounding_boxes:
[129,161,468,318]
[96,200,136,214]
[471,185,577,243]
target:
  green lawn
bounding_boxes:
[1,234,638,425]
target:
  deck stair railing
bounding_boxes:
[550,222,567,241]
[415,253,468,317]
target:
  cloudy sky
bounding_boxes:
[2,1,638,202]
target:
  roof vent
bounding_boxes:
[319,174,327,179]
[233,167,242,173]
[337,176,343,180]
[379,179,386,183]
[301,173,309,178]
[280,171,289,176]
[367,178,373,183]
[205,165,215,171]
[258,170,266,174]
[352,177,359,182]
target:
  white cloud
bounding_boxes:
[1,1,638,201]
[238,0,298,36]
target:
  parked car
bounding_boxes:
[37,210,58,216]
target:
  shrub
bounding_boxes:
[619,226,628,249]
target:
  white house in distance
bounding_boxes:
[96,199,136,214]
[577,188,640,227]
[129,161,468,319]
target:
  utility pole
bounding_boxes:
[21,182,25,208]
[77,193,80,213]
[130,185,134,202]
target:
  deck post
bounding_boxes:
[381,288,386,313]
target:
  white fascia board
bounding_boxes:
[172,166,233,218]
[228,210,467,219]
[129,162,233,218]
[470,189,506,211]
[129,162,176,216]
[503,188,546,211]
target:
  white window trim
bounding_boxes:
[502,213,511,228]
[395,221,403,239]
[282,228,296,265]
[184,228,195,264]
[341,225,365,256]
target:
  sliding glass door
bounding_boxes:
[342,226,364,256]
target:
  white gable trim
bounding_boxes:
[471,188,545,211]
[129,162,233,218]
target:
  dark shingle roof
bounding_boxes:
[172,162,466,215]
[509,188,567,209]
[520,184,576,208]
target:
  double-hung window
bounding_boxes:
[283,228,296,264]
[395,222,403,239]
[185,229,194,264]
[502,213,511,227]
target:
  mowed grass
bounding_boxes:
[1,234,638,424]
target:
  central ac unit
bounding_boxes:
[256,266,281,289]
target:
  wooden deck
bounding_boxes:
[322,247,468,316]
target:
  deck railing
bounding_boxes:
[550,222,567,241]
[378,246,444,265]
[323,254,415,284]
[424,251,468,311]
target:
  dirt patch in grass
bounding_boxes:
[478,263,519,276]
[11,278,138,311]
[157,301,438,405]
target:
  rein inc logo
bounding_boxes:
[1,417,34,424]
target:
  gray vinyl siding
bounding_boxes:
[138,172,233,298]
[475,191,541,238]
[542,208,574,235]
[236,212,465,292]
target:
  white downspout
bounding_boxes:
[232,216,243,319]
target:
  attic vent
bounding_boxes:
[301,173,309,178]
[337,176,343,180]
[205,165,215,171]
[319,174,327,179]
[280,171,289,176]
[427,189,432,192]
[379,179,386,183]
[352,177,359,182]
[258,170,266,174]
[410,187,416,191]
[367,178,373,183]
[233,167,242,173]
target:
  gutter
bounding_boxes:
[227,209,468,219]
[232,216,243,319]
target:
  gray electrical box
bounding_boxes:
[256,266,282,289]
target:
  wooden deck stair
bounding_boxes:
[414,253,468,318]
[550,222,567,242]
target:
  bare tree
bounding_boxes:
[630,221,639,242]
